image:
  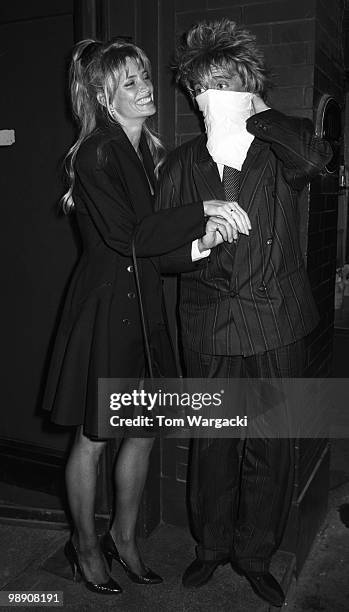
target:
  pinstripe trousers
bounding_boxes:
[183,338,306,573]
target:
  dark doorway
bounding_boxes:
[0,1,78,521]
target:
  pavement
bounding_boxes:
[0,441,348,612]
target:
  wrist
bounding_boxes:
[197,238,205,252]
[191,239,211,261]
[202,201,212,216]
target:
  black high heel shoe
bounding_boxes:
[64,539,122,594]
[100,532,163,585]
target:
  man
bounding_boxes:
[156,19,332,607]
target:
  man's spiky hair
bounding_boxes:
[174,18,270,98]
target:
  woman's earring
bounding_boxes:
[110,106,117,119]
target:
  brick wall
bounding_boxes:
[306,0,345,376]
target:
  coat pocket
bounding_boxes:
[255,265,306,299]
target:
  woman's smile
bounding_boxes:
[112,57,156,124]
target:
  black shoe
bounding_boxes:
[100,532,163,585]
[64,540,122,595]
[182,557,229,588]
[239,569,285,607]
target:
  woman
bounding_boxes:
[43,38,250,595]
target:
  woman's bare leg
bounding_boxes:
[65,426,109,582]
[109,436,155,574]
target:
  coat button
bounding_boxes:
[259,285,266,292]
[266,239,272,245]
[253,119,258,124]
[122,318,131,325]
[127,292,136,299]
[126,265,134,273]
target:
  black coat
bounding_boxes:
[43,123,205,436]
[156,110,332,356]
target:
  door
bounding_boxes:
[0,1,78,518]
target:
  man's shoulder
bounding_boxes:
[165,133,206,167]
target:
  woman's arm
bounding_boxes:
[76,147,249,257]
[75,152,205,257]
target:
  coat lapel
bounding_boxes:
[107,123,155,219]
[193,136,225,201]
[230,139,271,277]
[238,138,271,220]
[139,133,155,195]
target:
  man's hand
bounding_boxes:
[251,94,270,115]
[198,216,236,251]
[203,200,251,236]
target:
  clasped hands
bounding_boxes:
[200,200,252,251]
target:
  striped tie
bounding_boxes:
[222,165,241,202]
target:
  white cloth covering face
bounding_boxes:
[196,89,255,171]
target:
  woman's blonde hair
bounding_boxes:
[62,38,164,213]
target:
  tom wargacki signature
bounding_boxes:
[109,415,248,429]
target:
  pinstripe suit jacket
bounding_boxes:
[156,110,332,356]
